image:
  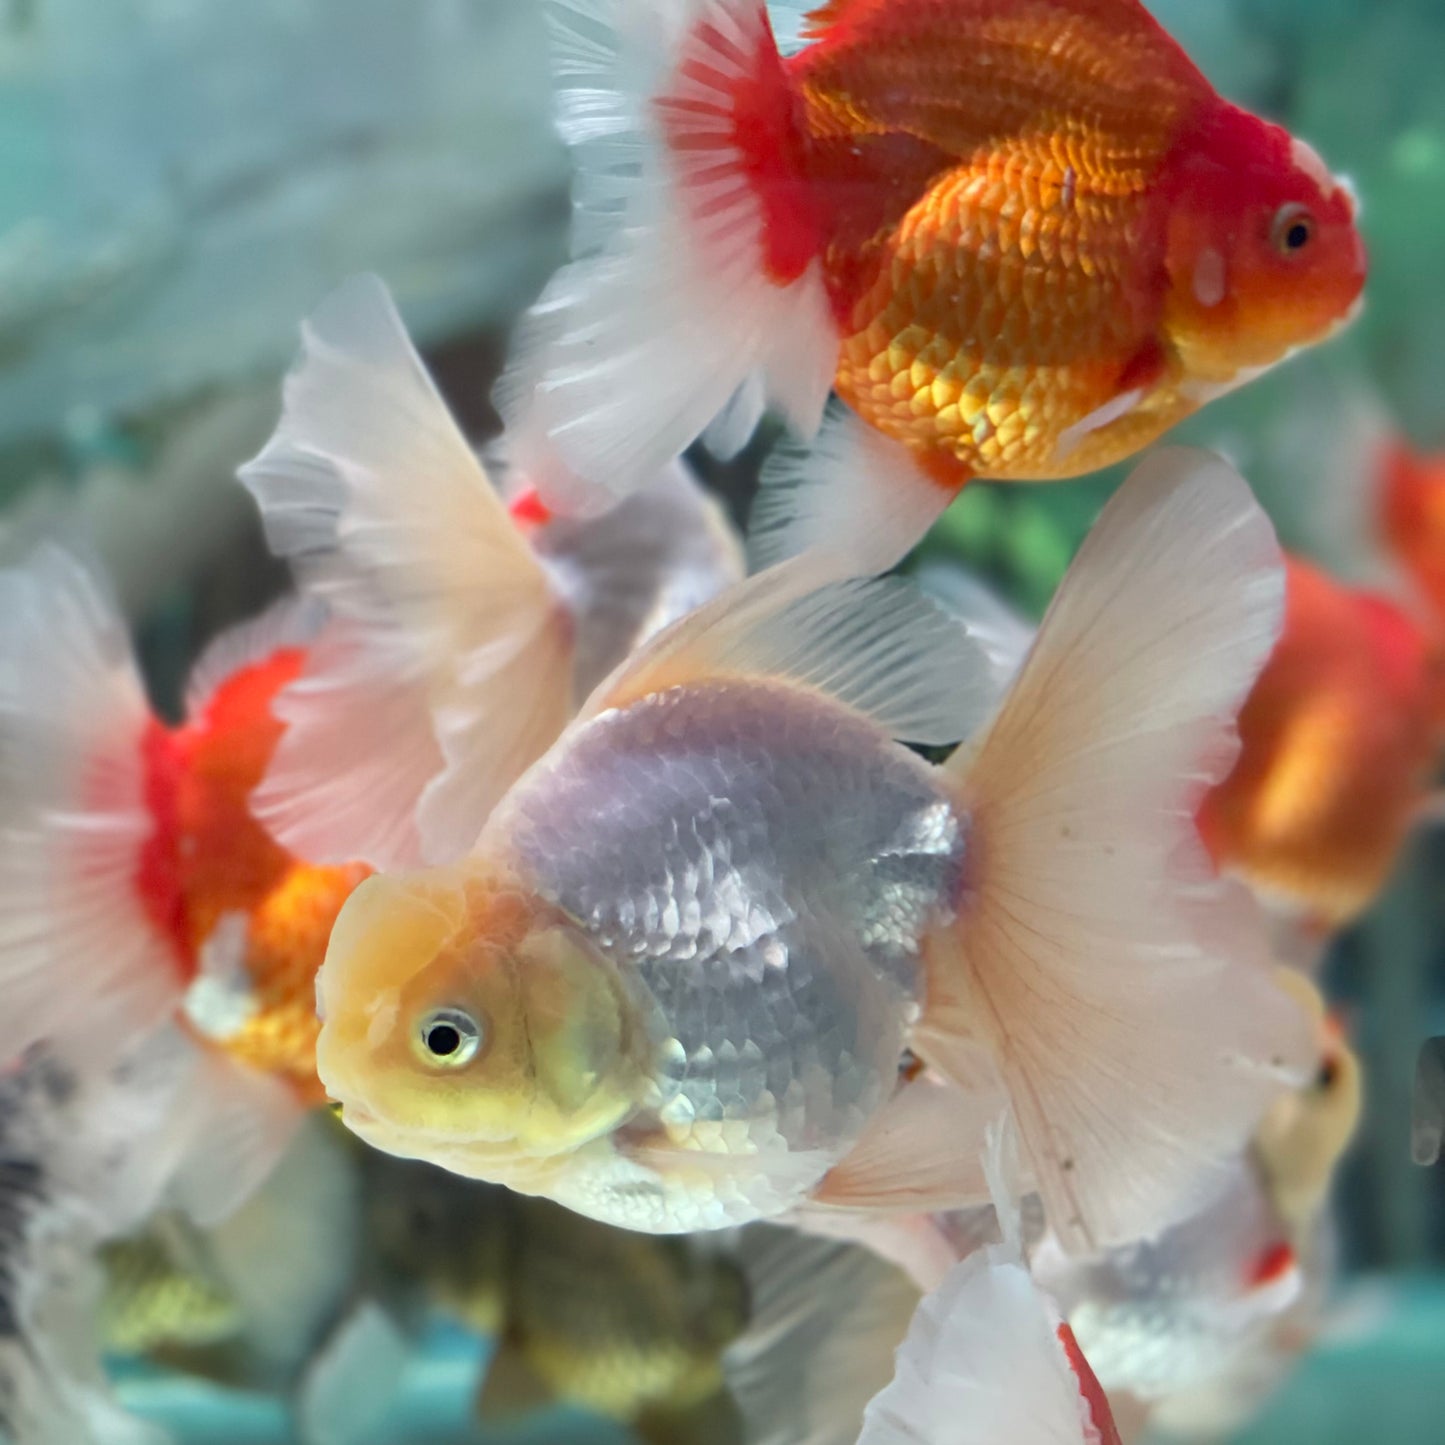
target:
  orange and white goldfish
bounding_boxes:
[315,444,1314,1254]
[1196,553,1445,934]
[500,0,1366,570]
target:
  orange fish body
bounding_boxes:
[1198,555,1445,926]
[139,648,370,1104]
[779,0,1366,481]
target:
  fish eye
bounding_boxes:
[415,1008,483,1068]
[1271,204,1316,257]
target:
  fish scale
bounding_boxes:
[494,678,964,1179]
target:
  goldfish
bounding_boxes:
[0,279,743,1126]
[365,1156,748,1445]
[1196,553,1445,934]
[316,444,1315,1255]
[499,0,1366,571]
[1032,975,1362,1432]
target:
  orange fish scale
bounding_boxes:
[217,860,372,1099]
[832,130,1159,473]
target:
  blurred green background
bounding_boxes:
[1,1,1441,1441]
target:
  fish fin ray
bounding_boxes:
[240,275,573,868]
[496,0,836,509]
[0,544,182,1068]
[750,403,960,575]
[581,555,998,746]
[923,447,1315,1253]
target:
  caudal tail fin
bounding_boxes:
[239,275,576,871]
[495,0,838,512]
[0,546,185,1070]
[920,448,1317,1254]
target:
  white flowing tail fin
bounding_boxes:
[495,0,838,512]
[921,448,1317,1254]
[240,275,574,870]
[857,1245,1122,1445]
[0,546,184,1071]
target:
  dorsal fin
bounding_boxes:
[802,0,871,39]
[581,556,998,747]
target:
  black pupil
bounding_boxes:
[1316,1057,1339,1090]
[426,1023,461,1057]
[1286,221,1311,250]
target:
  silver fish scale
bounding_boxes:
[496,678,966,1171]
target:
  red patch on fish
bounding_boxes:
[1247,1240,1297,1290]
[1056,1322,1123,1445]
[508,487,553,530]
[659,6,823,287]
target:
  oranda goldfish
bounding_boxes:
[499,0,1365,571]
[0,279,743,1134]
[316,445,1314,1254]
[1032,975,1362,1431]
[365,1156,748,1445]
[1196,553,1445,933]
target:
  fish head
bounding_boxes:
[1162,107,1366,382]
[1253,970,1362,1228]
[315,865,642,1177]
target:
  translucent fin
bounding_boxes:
[240,275,573,868]
[914,562,1035,697]
[0,544,182,1069]
[533,458,746,699]
[702,373,769,460]
[162,1048,305,1229]
[204,1111,364,1374]
[858,1245,1120,1445]
[496,0,837,511]
[184,595,326,719]
[295,1301,410,1445]
[925,448,1316,1253]
[723,1223,921,1445]
[1413,1035,1445,1166]
[809,1066,1004,1215]
[750,405,960,576]
[584,555,998,746]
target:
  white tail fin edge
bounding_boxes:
[0,545,183,1071]
[750,405,959,577]
[923,448,1316,1254]
[240,275,574,869]
[496,0,837,511]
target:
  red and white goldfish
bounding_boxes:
[500,0,1366,569]
[1197,553,1445,934]
[315,444,1313,1254]
[1034,981,1362,1433]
